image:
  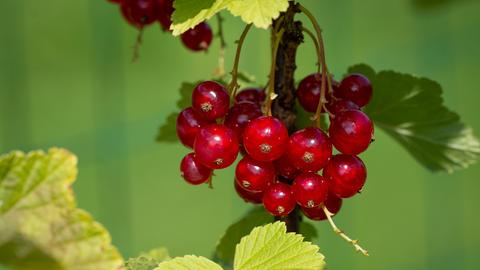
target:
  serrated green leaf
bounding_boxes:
[215,207,273,264]
[156,81,202,143]
[349,64,480,172]
[234,222,325,270]
[0,148,123,270]
[171,0,233,36]
[156,113,178,143]
[155,255,223,270]
[227,0,290,29]
[125,256,160,270]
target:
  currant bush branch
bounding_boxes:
[321,204,369,256]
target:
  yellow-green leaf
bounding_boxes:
[227,0,290,29]
[171,0,234,36]
[154,255,223,270]
[0,148,123,270]
[234,222,325,270]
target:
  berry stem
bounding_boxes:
[132,27,144,62]
[227,24,252,98]
[214,14,227,78]
[321,204,369,256]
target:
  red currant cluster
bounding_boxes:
[107,0,213,51]
[178,73,374,221]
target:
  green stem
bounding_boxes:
[227,24,252,98]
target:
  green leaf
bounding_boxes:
[299,221,318,242]
[227,0,290,29]
[156,81,202,143]
[171,0,233,36]
[234,222,325,270]
[156,113,178,143]
[349,64,480,172]
[125,248,170,270]
[215,207,273,264]
[0,148,123,270]
[155,255,223,270]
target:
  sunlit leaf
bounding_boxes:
[155,255,223,270]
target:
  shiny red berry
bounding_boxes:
[193,124,239,169]
[180,153,212,185]
[292,172,328,208]
[157,0,174,31]
[336,74,373,107]
[297,74,338,113]
[176,107,211,148]
[181,22,213,51]
[235,155,276,192]
[122,0,158,28]
[323,154,366,198]
[325,98,360,116]
[301,193,342,221]
[191,81,229,121]
[225,101,262,140]
[243,116,289,162]
[235,88,266,105]
[234,180,264,204]
[263,183,296,216]
[274,154,300,179]
[329,110,374,155]
[287,127,332,172]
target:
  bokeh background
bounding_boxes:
[1,0,479,269]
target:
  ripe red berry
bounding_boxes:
[323,154,367,198]
[329,110,374,155]
[191,81,229,121]
[180,153,212,185]
[122,0,158,28]
[263,183,296,216]
[336,74,373,107]
[325,98,360,116]
[235,155,276,192]
[301,193,342,221]
[286,127,332,172]
[194,124,239,169]
[157,0,174,31]
[234,180,263,204]
[224,101,262,140]
[297,74,338,113]
[274,155,300,179]
[292,172,328,208]
[243,116,289,162]
[235,88,266,105]
[176,107,211,148]
[181,22,213,51]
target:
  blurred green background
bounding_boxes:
[1,0,479,269]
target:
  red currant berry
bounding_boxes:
[234,180,263,204]
[157,0,174,31]
[191,81,229,121]
[122,0,158,28]
[181,22,213,51]
[225,101,262,140]
[176,107,211,148]
[287,127,332,172]
[329,109,374,155]
[292,172,328,208]
[336,73,373,107]
[323,154,366,198]
[263,183,296,216]
[235,155,276,192]
[301,193,342,221]
[243,116,289,162]
[325,98,360,116]
[274,154,300,179]
[235,88,266,105]
[180,153,212,185]
[194,124,239,169]
[297,74,338,113]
